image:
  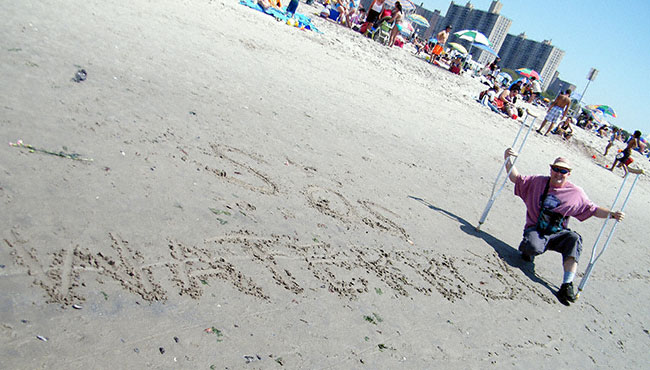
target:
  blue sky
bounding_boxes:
[420,0,650,134]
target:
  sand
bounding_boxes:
[1,0,649,368]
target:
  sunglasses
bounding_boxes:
[551,166,570,174]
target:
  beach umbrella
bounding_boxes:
[588,109,610,126]
[586,104,617,118]
[471,42,499,57]
[406,13,429,28]
[454,29,491,46]
[448,42,467,54]
[516,68,540,80]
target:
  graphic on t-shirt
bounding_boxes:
[542,194,562,210]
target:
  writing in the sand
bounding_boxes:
[5,232,553,306]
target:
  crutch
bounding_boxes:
[476,111,538,231]
[576,167,644,299]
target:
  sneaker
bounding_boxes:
[557,282,577,305]
[520,252,534,263]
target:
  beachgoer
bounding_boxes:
[362,0,385,34]
[610,130,642,177]
[503,148,625,305]
[530,76,542,103]
[554,117,574,141]
[431,25,452,62]
[537,89,572,135]
[495,88,518,117]
[604,128,621,156]
[484,57,500,81]
[387,1,403,47]
[479,85,500,104]
[596,124,609,138]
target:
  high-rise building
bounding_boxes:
[498,33,565,91]
[438,1,512,64]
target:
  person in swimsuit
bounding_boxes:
[387,1,403,47]
[610,130,642,177]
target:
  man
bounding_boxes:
[536,89,572,135]
[530,76,542,103]
[431,25,452,61]
[503,148,625,305]
[610,130,642,177]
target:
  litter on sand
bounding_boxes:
[9,139,93,162]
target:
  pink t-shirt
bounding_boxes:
[514,175,598,229]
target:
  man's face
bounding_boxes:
[446,27,451,32]
[549,166,570,187]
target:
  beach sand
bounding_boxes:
[1,0,649,368]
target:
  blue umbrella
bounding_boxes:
[471,42,499,57]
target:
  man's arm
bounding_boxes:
[504,148,520,183]
[594,207,625,221]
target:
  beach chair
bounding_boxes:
[371,20,391,45]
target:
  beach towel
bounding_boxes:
[239,0,321,33]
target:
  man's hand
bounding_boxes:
[611,211,625,221]
[504,148,518,160]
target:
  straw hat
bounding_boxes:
[550,157,572,170]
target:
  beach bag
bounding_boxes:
[536,179,565,235]
[360,22,370,34]
[432,44,443,55]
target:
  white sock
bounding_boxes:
[563,271,575,284]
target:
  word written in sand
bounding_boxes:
[174,143,410,241]
[5,231,553,305]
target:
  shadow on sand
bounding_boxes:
[408,195,557,295]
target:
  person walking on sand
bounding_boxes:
[604,128,622,156]
[537,89,572,135]
[610,130,642,177]
[503,148,625,305]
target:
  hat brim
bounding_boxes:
[550,163,572,170]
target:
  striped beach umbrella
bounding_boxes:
[406,13,430,28]
[516,68,540,80]
[586,105,617,118]
[448,42,467,54]
[453,29,491,46]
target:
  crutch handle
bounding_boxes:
[525,109,538,118]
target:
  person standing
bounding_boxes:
[603,128,621,156]
[431,25,452,62]
[361,0,385,34]
[503,148,625,305]
[387,1,403,47]
[530,76,542,103]
[537,89,572,135]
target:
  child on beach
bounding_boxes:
[610,130,642,177]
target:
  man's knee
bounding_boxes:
[518,230,546,256]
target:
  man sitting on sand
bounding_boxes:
[537,89,572,135]
[503,148,625,305]
[610,130,642,177]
